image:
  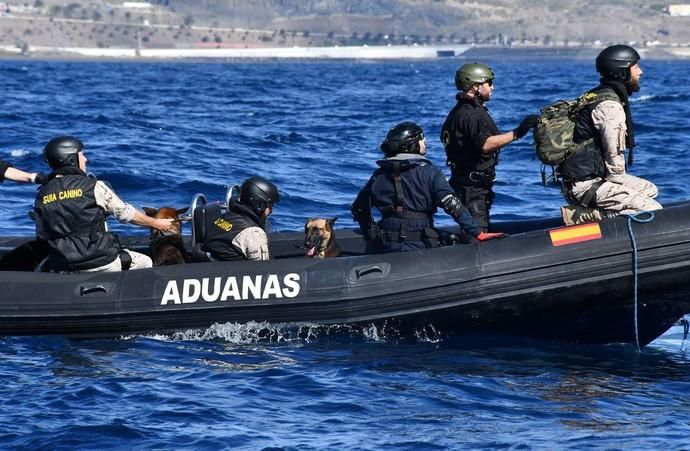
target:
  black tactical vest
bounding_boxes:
[441,95,500,186]
[34,169,119,271]
[201,202,265,261]
[559,86,623,182]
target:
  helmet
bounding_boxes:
[239,176,279,216]
[596,45,640,81]
[380,122,425,157]
[455,62,495,91]
[43,136,83,169]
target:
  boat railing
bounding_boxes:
[224,184,240,208]
[189,193,207,245]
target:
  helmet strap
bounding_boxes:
[471,84,487,103]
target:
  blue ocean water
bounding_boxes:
[1,57,690,448]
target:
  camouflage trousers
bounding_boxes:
[564,174,662,218]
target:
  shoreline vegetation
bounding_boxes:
[1,1,690,61]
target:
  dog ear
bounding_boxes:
[143,207,157,217]
[305,217,315,226]
[176,207,189,215]
[327,217,338,227]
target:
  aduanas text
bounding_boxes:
[161,273,301,305]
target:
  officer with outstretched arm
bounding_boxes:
[352,122,504,253]
[441,63,539,231]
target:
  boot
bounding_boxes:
[560,205,605,226]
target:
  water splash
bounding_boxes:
[135,320,452,345]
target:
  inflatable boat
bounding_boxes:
[1,200,690,346]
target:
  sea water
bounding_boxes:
[1,58,690,449]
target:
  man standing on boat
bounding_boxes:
[0,159,45,184]
[558,45,662,225]
[351,122,503,253]
[33,136,175,272]
[201,176,279,261]
[441,62,539,232]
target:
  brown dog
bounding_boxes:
[304,217,342,258]
[143,206,189,265]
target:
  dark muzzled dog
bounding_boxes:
[304,217,342,258]
[143,206,189,265]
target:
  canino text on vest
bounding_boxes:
[42,188,84,204]
[161,273,301,305]
[213,217,233,232]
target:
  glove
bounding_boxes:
[513,114,540,140]
[33,172,48,185]
[476,232,507,241]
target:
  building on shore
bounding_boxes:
[669,4,690,16]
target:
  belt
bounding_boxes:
[453,171,495,188]
[382,230,425,242]
[382,227,439,243]
[380,209,430,220]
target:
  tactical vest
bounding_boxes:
[370,159,435,243]
[559,86,624,182]
[34,170,119,271]
[441,96,500,187]
[201,203,265,261]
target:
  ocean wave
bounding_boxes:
[8,149,34,158]
[632,93,690,103]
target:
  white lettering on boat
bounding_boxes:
[161,273,301,305]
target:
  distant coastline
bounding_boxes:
[0,43,471,60]
[2,0,690,65]
[1,43,689,62]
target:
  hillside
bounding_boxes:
[1,0,689,56]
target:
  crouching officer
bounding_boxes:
[201,176,279,261]
[351,122,504,253]
[558,45,661,225]
[33,136,175,273]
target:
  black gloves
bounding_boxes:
[440,193,465,221]
[513,114,539,140]
[34,172,49,185]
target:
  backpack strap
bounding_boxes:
[580,180,604,208]
[391,161,407,239]
[574,90,621,113]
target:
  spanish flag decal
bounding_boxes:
[549,223,602,247]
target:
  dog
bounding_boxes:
[143,206,189,266]
[304,217,342,258]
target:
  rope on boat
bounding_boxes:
[626,211,656,352]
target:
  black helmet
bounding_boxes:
[455,62,495,91]
[596,45,640,82]
[43,136,84,169]
[380,122,425,157]
[239,176,280,216]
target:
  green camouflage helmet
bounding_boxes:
[455,62,495,91]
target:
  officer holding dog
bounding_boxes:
[351,122,504,253]
[558,45,662,225]
[441,62,539,231]
[33,136,174,272]
[201,176,279,261]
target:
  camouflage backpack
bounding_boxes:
[534,90,620,166]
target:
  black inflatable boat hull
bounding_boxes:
[1,203,690,345]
